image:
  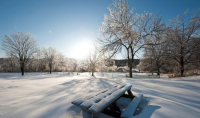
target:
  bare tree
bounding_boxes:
[6,53,18,72]
[189,38,200,70]
[166,9,200,76]
[143,31,169,75]
[137,58,151,72]
[1,32,38,75]
[71,59,78,72]
[35,49,46,72]
[54,52,66,72]
[42,47,57,74]
[75,59,86,72]
[97,0,163,77]
[87,47,100,76]
[65,58,78,72]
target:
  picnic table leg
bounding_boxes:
[127,89,134,100]
[112,102,121,114]
[102,102,121,118]
[102,108,121,118]
[82,109,92,118]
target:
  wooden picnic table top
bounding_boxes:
[71,83,132,114]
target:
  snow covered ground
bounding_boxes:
[0,72,200,118]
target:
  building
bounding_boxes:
[113,59,140,68]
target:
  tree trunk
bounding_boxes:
[91,65,94,76]
[127,48,132,78]
[180,56,184,77]
[157,67,160,75]
[129,55,133,78]
[50,67,52,74]
[20,61,24,76]
[156,61,160,76]
[21,67,24,75]
[130,47,135,78]
[129,66,132,78]
[92,71,94,76]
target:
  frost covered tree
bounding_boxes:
[97,0,164,77]
[42,47,57,74]
[166,9,200,76]
[6,53,18,72]
[71,59,78,72]
[35,49,46,72]
[189,38,200,70]
[87,47,100,76]
[65,58,78,72]
[1,32,38,75]
[98,57,108,72]
[142,31,168,75]
[54,52,66,72]
[1,56,18,72]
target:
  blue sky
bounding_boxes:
[0,0,200,59]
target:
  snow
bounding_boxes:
[0,72,200,118]
[73,84,131,114]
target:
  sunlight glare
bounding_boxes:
[72,39,93,59]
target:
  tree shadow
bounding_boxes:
[0,72,78,80]
[98,78,113,88]
[66,105,113,118]
[65,105,84,118]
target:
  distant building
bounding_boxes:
[113,59,140,68]
[0,58,4,63]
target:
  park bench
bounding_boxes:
[71,83,143,118]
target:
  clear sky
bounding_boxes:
[0,0,200,59]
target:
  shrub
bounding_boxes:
[168,72,174,78]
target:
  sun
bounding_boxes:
[72,40,93,59]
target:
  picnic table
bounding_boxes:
[72,84,143,118]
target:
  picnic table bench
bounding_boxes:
[72,84,143,118]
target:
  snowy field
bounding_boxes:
[0,72,200,118]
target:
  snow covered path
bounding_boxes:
[0,72,200,118]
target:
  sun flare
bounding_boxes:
[72,40,93,59]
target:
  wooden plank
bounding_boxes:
[120,94,143,118]
[112,102,121,114]
[127,89,135,100]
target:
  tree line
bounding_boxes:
[96,0,200,77]
[0,33,118,76]
[137,9,200,76]
[1,0,200,77]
